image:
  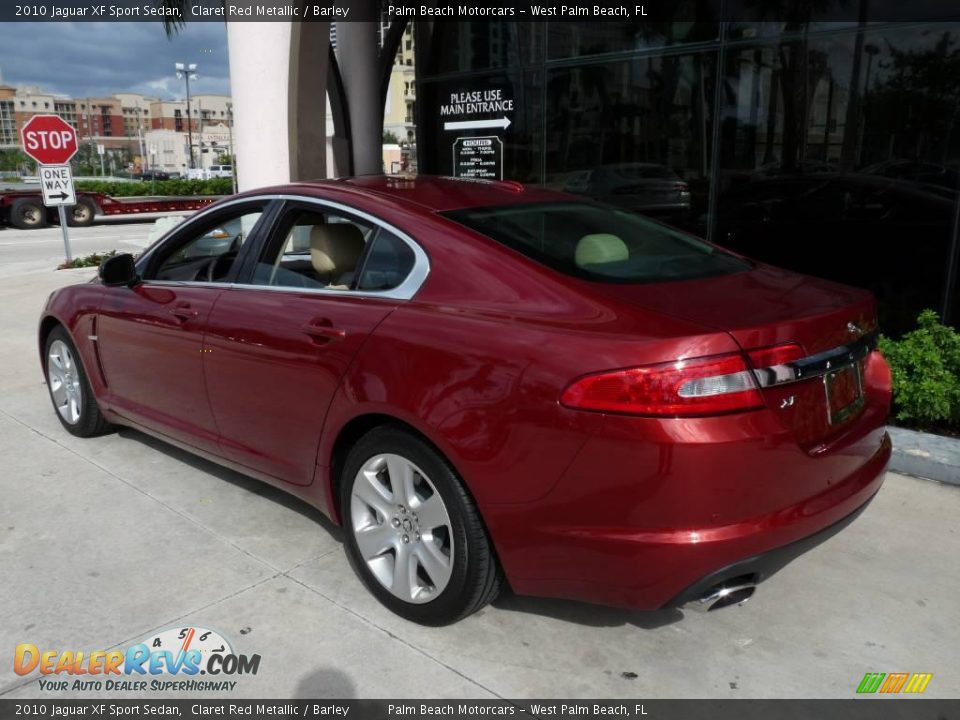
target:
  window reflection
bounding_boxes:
[414,20,960,330]
[545,53,716,233]
[715,26,960,335]
[418,21,542,75]
[548,20,719,58]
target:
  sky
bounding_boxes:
[0,21,231,99]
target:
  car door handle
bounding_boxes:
[170,304,199,321]
[301,322,346,343]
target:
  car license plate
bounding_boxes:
[824,362,864,425]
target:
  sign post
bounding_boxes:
[19,115,79,263]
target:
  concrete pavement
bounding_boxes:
[0,221,958,699]
[0,220,157,279]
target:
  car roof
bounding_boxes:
[275,175,575,213]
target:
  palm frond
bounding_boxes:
[156,0,188,37]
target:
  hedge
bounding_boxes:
[878,309,960,432]
[73,178,232,197]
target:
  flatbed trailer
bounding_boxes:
[0,190,222,229]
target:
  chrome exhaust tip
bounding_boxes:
[682,582,756,613]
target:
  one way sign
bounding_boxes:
[39,164,76,208]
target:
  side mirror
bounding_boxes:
[100,253,140,288]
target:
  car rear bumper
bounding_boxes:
[662,488,876,610]
[485,413,891,611]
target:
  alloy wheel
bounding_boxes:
[47,339,83,425]
[350,453,454,604]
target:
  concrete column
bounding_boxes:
[227,18,329,191]
[335,22,383,176]
[289,21,330,182]
[227,22,294,190]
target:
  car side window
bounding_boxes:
[357,229,416,291]
[148,207,264,283]
[251,206,415,293]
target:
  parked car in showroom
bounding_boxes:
[564,162,692,216]
[38,176,892,624]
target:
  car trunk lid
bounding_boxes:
[586,264,878,448]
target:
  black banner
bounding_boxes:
[0,700,958,719]
[2,0,960,23]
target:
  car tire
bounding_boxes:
[340,426,504,625]
[10,198,47,229]
[67,198,96,227]
[44,325,113,437]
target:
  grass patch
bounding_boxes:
[58,250,118,270]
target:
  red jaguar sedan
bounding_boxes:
[39,176,892,625]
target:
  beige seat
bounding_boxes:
[575,233,629,267]
[310,223,366,288]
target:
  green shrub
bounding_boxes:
[58,250,117,270]
[74,178,232,197]
[878,309,960,429]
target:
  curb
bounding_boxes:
[887,426,960,486]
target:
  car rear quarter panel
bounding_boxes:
[317,212,745,511]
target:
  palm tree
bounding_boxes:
[158,0,215,37]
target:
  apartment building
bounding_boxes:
[382,24,416,171]
[0,84,16,148]
[114,92,154,138]
[144,122,233,174]
[149,94,232,132]
[0,82,233,163]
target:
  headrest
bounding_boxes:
[310,223,365,276]
[575,233,629,267]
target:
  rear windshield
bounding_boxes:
[443,202,750,284]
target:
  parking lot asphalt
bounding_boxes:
[1,221,958,699]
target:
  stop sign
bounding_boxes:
[20,114,78,165]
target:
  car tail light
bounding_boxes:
[560,353,763,417]
[745,343,804,369]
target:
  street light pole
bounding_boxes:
[175,62,198,169]
[137,106,146,171]
[227,102,237,194]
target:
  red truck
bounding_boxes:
[0,189,221,229]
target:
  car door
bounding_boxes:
[96,200,273,453]
[203,199,427,486]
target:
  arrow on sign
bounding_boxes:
[51,192,69,201]
[443,117,512,131]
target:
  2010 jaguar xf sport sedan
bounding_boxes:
[39,176,892,625]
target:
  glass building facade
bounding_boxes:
[415,20,960,337]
